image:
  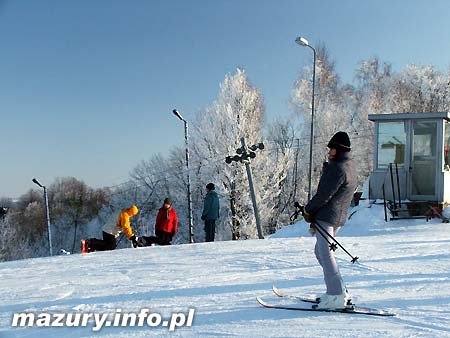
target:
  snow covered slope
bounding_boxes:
[2,204,450,337]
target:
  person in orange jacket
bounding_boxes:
[86,205,139,252]
[139,198,178,246]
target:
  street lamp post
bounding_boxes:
[32,178,53,256]
[172,109,194,243]
[295,36,316,203]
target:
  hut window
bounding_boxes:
[377,121,406,169]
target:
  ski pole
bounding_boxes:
[290,202,302,223]
[314,220,359,263]
[297,204,359,263]
[312,223,338,252]
[115,233,125,246]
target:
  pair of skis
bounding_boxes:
[257,286,396,317]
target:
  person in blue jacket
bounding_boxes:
[201,183,220,242]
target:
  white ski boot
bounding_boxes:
[316,289,351,303]
[314,293,349,310]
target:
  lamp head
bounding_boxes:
[32,178,43,188]
[172,109,184,121]
[295,37,309,47]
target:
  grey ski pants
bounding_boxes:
[314,220,344,295]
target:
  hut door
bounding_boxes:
[409,121,438,200]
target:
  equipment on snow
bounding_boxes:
[81,239,88,254]
[256,296,395,317]
[259,286,396,317]
[272,285,350,306]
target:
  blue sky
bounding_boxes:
[1,0,449,198]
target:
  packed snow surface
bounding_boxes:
[2,203,450,337]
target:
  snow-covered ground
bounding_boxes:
[2,203,450,337]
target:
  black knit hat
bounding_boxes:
[163,197,172,205]
[206,183,215,191]
[327,132,351,151]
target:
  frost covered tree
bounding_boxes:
[0,213,22,261]
[128,148,192,243]
[291,45,367,194]
[390,64,450,113]
[265,118,296,227]
[191,68,289,239]
[354,57,393,115]
[348,57,394,181]
[49,177,108,253]
[355,57,450,115]
[0,179,110,260]
[5,191,49,259]
[127,54,450,244]
[132,68,290,242]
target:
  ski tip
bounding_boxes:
[256,296,269,307]
[272,285,285,297]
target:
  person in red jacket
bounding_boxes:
[139,198,178,246]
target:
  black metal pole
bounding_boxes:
[172,110,194,244]
[293,138,300,202]
[240,137,264,239]
[32,178,53,256]
[184,120,194,244]
[307,46,316,203]
[382,183,388,222]
[43,186,53,256]
[395,163,401,208]
[389,163,397,210]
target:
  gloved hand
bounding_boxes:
[201,215,206,221]
[130,235,138,248]
[303,210,314,223]
[308,225,316,236]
